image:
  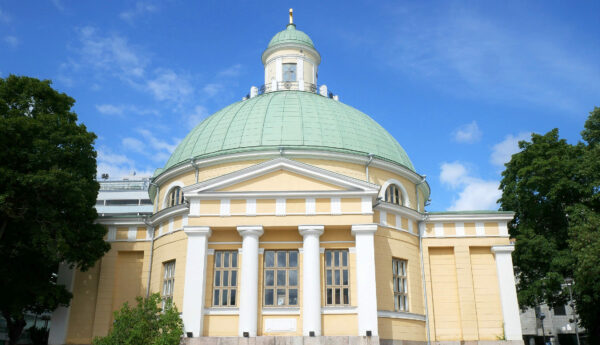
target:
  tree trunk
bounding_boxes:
[2,311,27,345]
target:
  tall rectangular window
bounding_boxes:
[325,250,350,305]
[393,258,408,311]
[282,63,297,82]
[213,250,238,307]
[162,260,176,309]
[264,250,298,307]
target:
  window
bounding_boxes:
[325,250,350,305]
[553,304,566,316]
[105,199,139,205]
[140,199,153,205]
[385,184,403,205]
[264,250,298,307]
[393,259,408,311]
[167,187,184,207]
[162,261,176,309]
[213,251,238,307]
[282,63,297,82]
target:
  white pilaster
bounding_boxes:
[237,225,264,337]
[182,226,211,337]
[297,57,304,91]
[246,198,256,215]
[306,198,316,215]
[299,225,324,336]
[48,263,75,345]
[128,226,137,241]
[491,245,523,341]
[351,224,379,336]
[220,199,230,216]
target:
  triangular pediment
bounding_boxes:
[184,157,380,195]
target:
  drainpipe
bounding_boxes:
[365,154,374,183]
[191,158,200,183]
[144,215,155,297]
[415,176,427,213]
[418,219,432,345]
[150,182,160,214]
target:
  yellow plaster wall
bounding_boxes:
[286,198,305,214]
[204,315,239,336]
[150,231,188,309]
[428,247,462,341]
[484,222,499,236]
[465,223,477,236]
[297,159,365,181]
[66,263,101,344]
[257,199,276,214]
[444,223,456,236]
[116,226,128,240]
[188,214,373,228]
[220,170,343,191]
[111,251,144,320]
[136,226,147,240]
[200,200,220,215]
[322,314,357,336]
[374,227,423,314]
[315,198,330,213]
[230,199,246,214]
[341,198,362,213]
[470,247,503,339]
[157,171,196,210]
[378,318,425,341]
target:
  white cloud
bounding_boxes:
[218,64,242,78]
[137,128,179,153]
[4,35,18,47]
[51,0,65,12]
[0,8,11,23]
[97,149,131,165]
[440,161,501,211]
[96,148,152,180]
[120,1,158,22]
[202,83,223,98]
[146,69,194,103]
[453,121,482,143]
[490,132,531,166]
[122,137,145,153]
[96,104,124,115]
[187,105,209,129]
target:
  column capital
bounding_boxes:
[237,225,264,238]
[299,225,324,237]
[351,224,378,236]
[184,226,212,237]
[491,245,515,254]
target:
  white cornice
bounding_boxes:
[96,217,148,225]
[262,43,321,65]
[150,203,188,225]
[377,310,426,321]
[375,202,425,221]
[426,212,515,222]
[188,191,377,199]
[184,157,380,195]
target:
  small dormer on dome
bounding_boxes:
[261,9,321,93]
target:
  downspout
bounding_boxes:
[365,153,374,183]
[144,215,155,297]
[415,175,426,213]
[191,158,200,183]
[419,219,431,345]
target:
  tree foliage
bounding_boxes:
[499,107,600,341]
[0,75,109,344]
[92,294,183,345]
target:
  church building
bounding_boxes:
[49,10,523,345]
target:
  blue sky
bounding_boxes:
[1,1,599,211]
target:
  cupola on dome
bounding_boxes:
[267,24,315,49]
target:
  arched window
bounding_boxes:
[385,184,403,206]
[167,187,184,207]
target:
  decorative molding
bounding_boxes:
[491,245,515,254]
[261,307,301,315]
[434,223,444,237]
[161,181,185,209]
[331,197,341,215]
[183,226,212,237]
[374,202,424,221]
[220,199,230,216]
[298,225,324,237]
[321,306,357,315]
[204,307,238,315]
[246,198,256,216]
[351,224,377,235]
[476,222,485,236]
[377,310,426,321]
[426,212,515,222]
[306,198,316,215]
[150,203,188,225]
[378,179,412,208]
[276,198,286,216]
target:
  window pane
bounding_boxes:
[289,269,298,286]
[335,270,340,285]
[223,271,229,286]
[393,277,398,292]
[400,295,404,310]
[277,252,286,267]
[265,289,274,305]
[335,288,341,304]
[343,288,349,305]
[327,288,332,304]
[214,290,220,306]
[230,289,236,306]
[232,252,238,267]
[343,270,348,285]
[289,251,298,267]
[215,271,221,286]
[231,271,237,286]
[326,251,332,267]
[215,253,221,267]
[222,289,228,306]
[326,270,332,285]
[289,289,298,305]
[334,251,340,267]
[277,289,286,306]
[393,260,397,275]
[403,279,407,293]
[265,251,275,267]
[394,295,399,311]
[277,270,286,286]
[265,270,274,286]
[224,252,230,267]
[342,251,348,266]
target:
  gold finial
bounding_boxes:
[289,8,293,24]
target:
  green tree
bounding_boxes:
[0,75,110,344]
[92,294,183,345]
[499,107,600,341]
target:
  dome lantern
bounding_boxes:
[261,9,321,93]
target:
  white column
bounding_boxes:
[299,225,324,336]
[297,57,304,91]
[351,224,379,336]
[276,58,282,82]
[182,226,212,337]
[491,245,523,341]
[48,263,75,345]
[238,225,264,337]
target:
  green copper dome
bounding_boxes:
[162,91,414,174]
[267,24,314,49]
